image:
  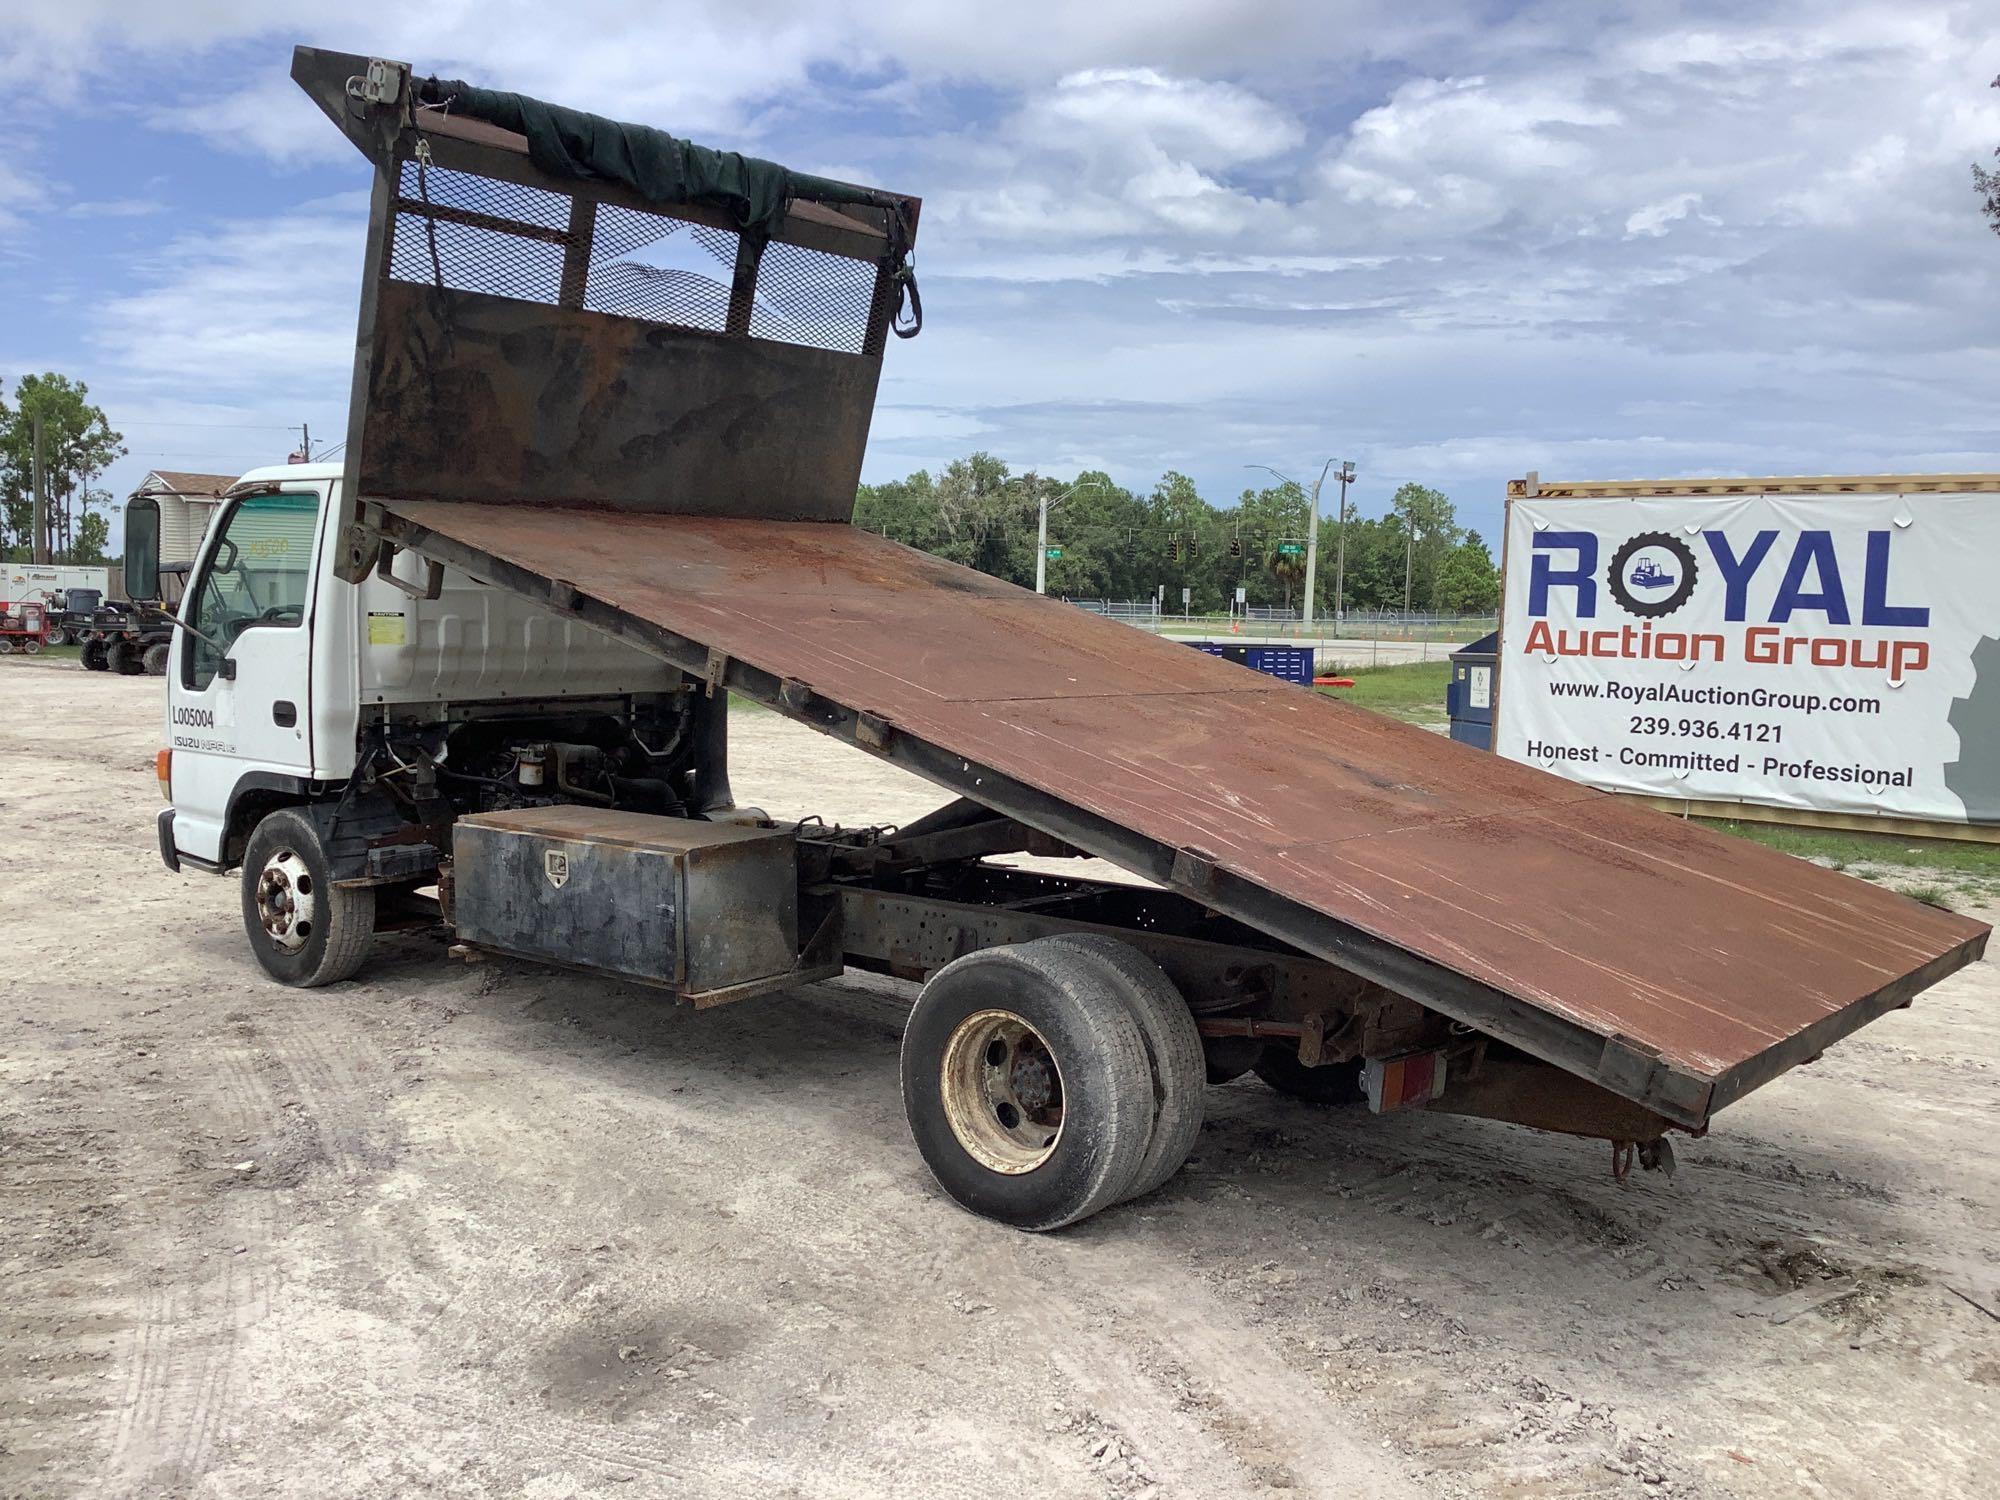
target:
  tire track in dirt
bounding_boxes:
[96,1005,406,1497]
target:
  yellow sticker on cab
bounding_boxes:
[367,611,407,646]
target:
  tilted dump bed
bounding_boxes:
[298,47,1987,1132]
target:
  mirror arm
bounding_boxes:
[142,607,229,655]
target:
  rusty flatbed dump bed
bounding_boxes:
[372,501,1988,1130]
[297,43,1985,1139]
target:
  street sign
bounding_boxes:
[1278,541,1304,556]
[1234,585,1247,604]
[1045,547,1062,560]
[1181,588,1191,607]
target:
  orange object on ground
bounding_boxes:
[1313,676,1355,688]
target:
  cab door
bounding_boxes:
[166,488,325,865]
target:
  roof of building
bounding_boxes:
[138,470,239,499]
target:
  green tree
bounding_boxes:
[1037,470,1147,599]
[1142,471,1224,611]
[1974,75,2000,237]
[855,469,943,548]
[1433,530,1500,613]
[932,452,1033,583]
[0,373,126,562]
[1264,542,1307,613]
[1386,482,1463,611]
[72,509,112,567]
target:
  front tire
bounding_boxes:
[901,939,1154,1231]
[240,808,375,987]
[107,638,143,675]
[81,640,109,671]
[141,642,170,675]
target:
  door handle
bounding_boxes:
[273,700,297,728]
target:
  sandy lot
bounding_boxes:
[3,660,1997,1499]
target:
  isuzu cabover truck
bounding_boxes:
[134,47,1988,1231]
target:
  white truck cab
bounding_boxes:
[143,464,713,985]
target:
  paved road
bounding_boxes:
[1151,631,1474,669]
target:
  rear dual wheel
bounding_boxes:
[901,936,1206,1231]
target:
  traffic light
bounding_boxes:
[1229,535,1243,559]
[1124,530,1137,561]
[1167,531,1181,562]
[1185,533,1199,561]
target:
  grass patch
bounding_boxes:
[1317,660,1451,725]
[1698,819,2000,880]
[1903,883,1957,910]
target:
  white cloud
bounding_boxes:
[1624,192,1708,238]
[1026,68,1304,169]
[88,195,363,394]
[64,197,168,218]
[1320,75,1619,229]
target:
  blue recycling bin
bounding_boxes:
[1189,641,1314,685]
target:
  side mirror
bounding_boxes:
[125,497,162,603]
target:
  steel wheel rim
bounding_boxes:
[256,849,318,954]
[940,1008,1066,1174]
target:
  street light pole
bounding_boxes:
[1330,461,1355,632]
[1404,520,1421,618]
[1248,460,1337,630]
[1035,476,1104,595]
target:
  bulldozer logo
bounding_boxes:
[544,850,570,889]
[1607,532,1698,619]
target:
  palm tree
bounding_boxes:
[1266,545,1307,616]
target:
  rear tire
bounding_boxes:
[240,808,375,987]
[901,939,1154,1231]
[1253,1047,1365,1106]
[1040,934,1206,1203]
[107,638,143,675]
[142,642,170,675]
[46,626,69,647]
[81,640,109,671]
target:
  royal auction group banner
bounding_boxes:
[1496,487,2000,824]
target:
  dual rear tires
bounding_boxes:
[901,936,1208,1231]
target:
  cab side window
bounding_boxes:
[183,492,319,690]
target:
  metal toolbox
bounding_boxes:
[451,806,802,1003]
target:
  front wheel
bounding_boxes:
[901,939,1155,1231]
[141,642,170,675]
[81,640,109,671]
[239,808,375,987]
[107,638,143,675]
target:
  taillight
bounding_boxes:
[156,748,172,802]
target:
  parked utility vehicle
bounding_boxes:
[135,47,1987,1232]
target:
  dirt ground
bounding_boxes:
[3,659,1998,1500]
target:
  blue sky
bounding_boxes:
[3,0,1997,549]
